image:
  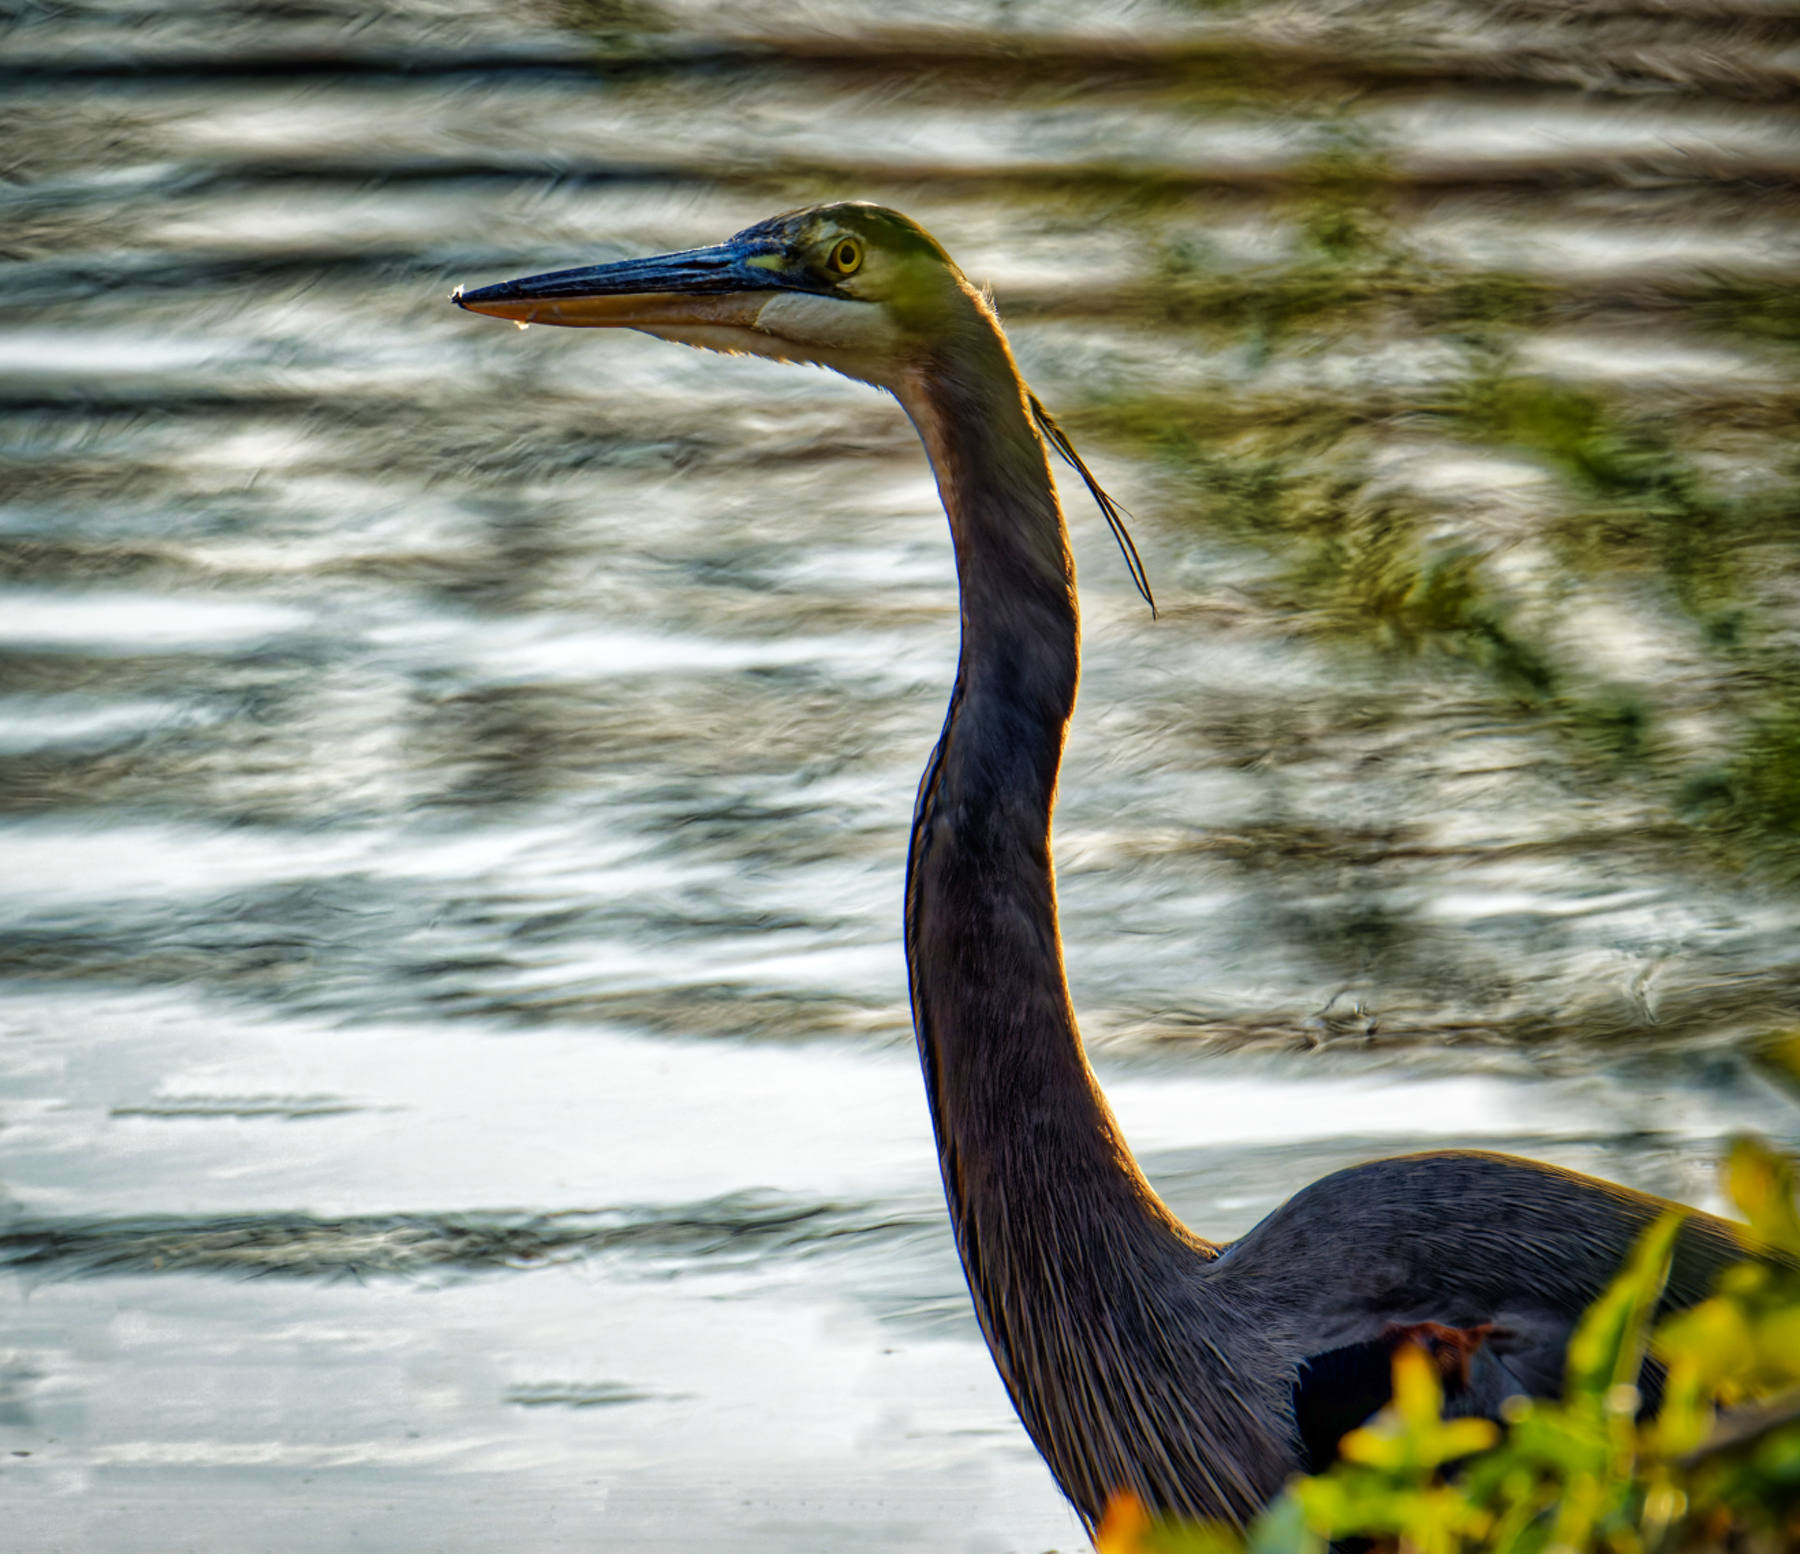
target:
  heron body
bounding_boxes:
[457,204,1748,1532]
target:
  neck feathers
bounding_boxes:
[895,322,1099,1189]
[894,312,1279,1529]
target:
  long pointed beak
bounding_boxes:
[453,241,801,328]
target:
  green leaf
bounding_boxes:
[1565,1211,1682,1405]
[1726,1138,1800,1259]
[1245,1493,1315,1554]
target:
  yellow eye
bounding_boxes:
[827,237,862,276]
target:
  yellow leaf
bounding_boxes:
[1336,1426,1402,1470]
[1754,1308,1800,1381]
[1726,1138,1800,1254]
[1393,1343,1443,1429]
[1436,1418,1500,1458]
[1657,1297,1754,1380]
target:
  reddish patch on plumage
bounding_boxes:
[1382,1321,1499,1390]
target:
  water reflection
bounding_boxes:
[3,0,1799,1547]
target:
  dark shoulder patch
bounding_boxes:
[1293,1339,1397,1473]
[1295,1322,1506,1472]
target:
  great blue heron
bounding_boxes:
[455,203,1749,1532]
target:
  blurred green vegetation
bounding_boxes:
[1696,282,1800,353]
[1073,132,1800,883]
[1132,164,1554,350]
[1098,1138,1800,1554]
[1452,374,1751,635]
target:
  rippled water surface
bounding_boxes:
[4,0,1800,1548]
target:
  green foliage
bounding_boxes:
[1082,363,1800,874]
[1099,1141,1800,1554]
[1290,137,1394,266]
[1679,703,1800,883]
[1451,375,1746,631]
[1695,281,1800,352]
[1072,107,1800,886]
[1446,376,1800,873]
[1112,139,1553,352]
[1136,243,1551,351]
[1073,408,1559,702]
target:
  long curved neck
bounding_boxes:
[897,341,1162,1230]
[893,324,1267,1528]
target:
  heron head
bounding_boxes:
[453,202,980,393]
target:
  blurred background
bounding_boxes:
[2,0,1799,1549]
